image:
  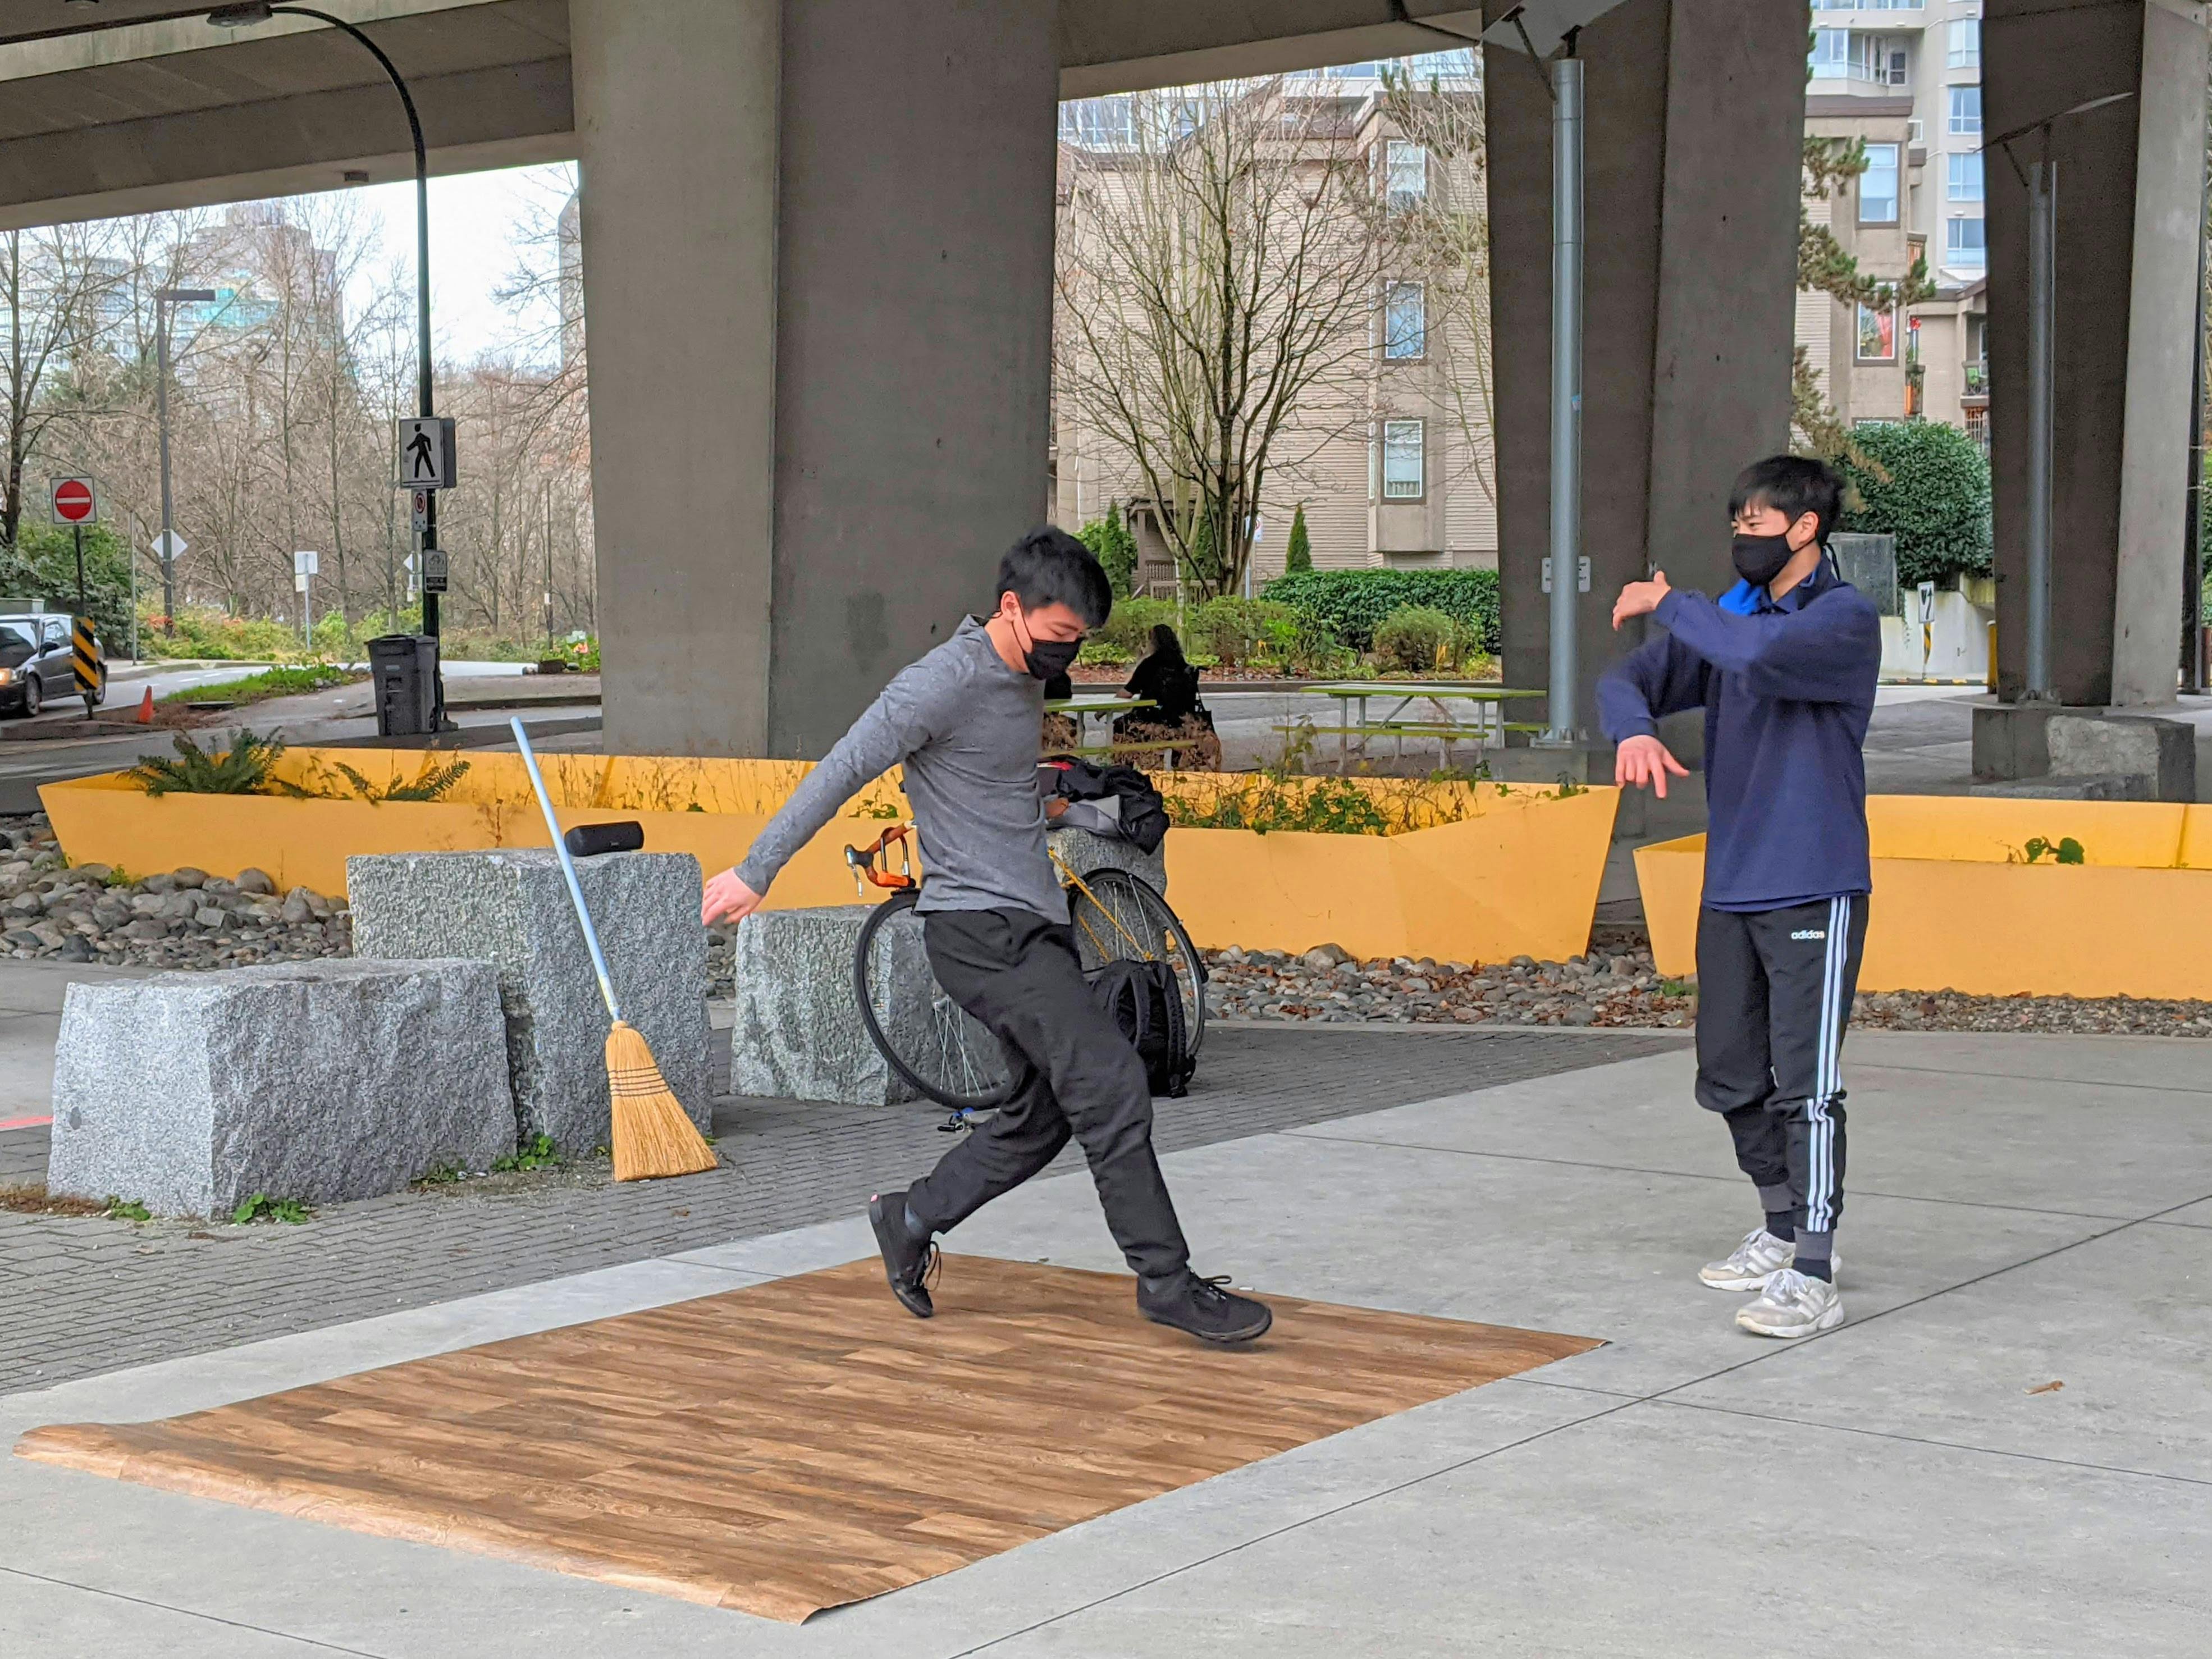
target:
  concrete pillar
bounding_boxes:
[570,0,781,756]
[770,0,1060,758]
[2112,3,2210,707]
[1484,0,1803,770]
[574,0,1057,759]
[1986,0,2209,709]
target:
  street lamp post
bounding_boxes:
[154,285,216,634]
[209,2,442,719]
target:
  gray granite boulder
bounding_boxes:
[349,850,710,1150]
[730,902,1007,1105]
[47,958,512,1218]
[1046,825,1167,897]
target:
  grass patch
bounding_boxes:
[159,663,362,707]
[230,1191,312,1225]
[492,1134,563,1174]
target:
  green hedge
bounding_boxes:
[1261,568,1501,653]
[1837,420,1992,584]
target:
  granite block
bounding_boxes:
[48,958,512,1218]
[1046,825,1167,897]
[730,903,1007,1106]
[349,850,711,1150]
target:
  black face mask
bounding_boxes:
[1012,610,1083,680]
[1731,531,1799,588]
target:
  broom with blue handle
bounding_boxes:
[511,717,717,1181]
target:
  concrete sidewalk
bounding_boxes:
[3,1029,2206,1655]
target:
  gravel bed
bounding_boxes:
[0,814,348,970]
[1202,943,2212,1038]
[11,810,2207,1038]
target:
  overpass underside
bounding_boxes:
[0,0,2199,758]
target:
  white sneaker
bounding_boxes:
[1699,1228,1794,1291]
[1736,1268,1844,1338]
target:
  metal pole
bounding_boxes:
[1542,52,1584,746]
[2024,157,2056,701]
[127,510,138,662]
[72,524,85,617]
[263,6,442,715]
[156,300,175,633]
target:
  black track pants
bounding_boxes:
[1694,897,1869,1240]
[903,906,1191,1279]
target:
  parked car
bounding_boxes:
[0,614,104,717]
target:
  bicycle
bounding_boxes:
[843,822,1206,1118]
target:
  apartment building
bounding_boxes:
[1052,58,1499,588]
[1803,0,1990,447]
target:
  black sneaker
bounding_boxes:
[869,1190,939,1319]
[1137,1270,1273,1344]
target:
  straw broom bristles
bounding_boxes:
[605,1019,719,1181]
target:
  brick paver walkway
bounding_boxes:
[0,1026,1679,1394]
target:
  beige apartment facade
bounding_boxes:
[1051,62,1499,592]
[1802,0,1990,447]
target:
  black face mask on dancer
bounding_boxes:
[1731,530,1800,588]
[1013,609,1083,680]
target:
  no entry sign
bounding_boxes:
[51,477,96,525]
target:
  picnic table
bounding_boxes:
[1290,682,1550,770]
[1045,693,1156,750]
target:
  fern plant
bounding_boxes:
[126,730,291,797]
[327,757,471,804]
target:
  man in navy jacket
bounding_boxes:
[1600,455,1882,1338]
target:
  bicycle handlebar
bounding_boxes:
[844,823,916,893]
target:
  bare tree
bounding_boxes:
[0,225,134,551]
[1056,80,1383,597]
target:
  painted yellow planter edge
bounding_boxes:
[45,752,1621,965]
[1635,808,2212,1000]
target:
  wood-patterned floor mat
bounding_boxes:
[15,1255,1599,1622]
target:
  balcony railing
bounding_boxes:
[1963,359,1988,396]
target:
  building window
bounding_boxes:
[1857,303,1897,363]
[1386,140,1427,210]
[1057,97,1138,150]
[1948,18,1980,70]
[1859,144,1900,224]
[1383,281,1426,359]
[1949,86,1981,136]
[1947,152,1984,202]
[1381,419,1424,500]
[1810,29,1849,77]
[1945,216,1987,269]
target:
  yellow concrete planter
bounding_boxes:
[45,753,1619,965]
[1635,796,2212,1000]
[42,750,907,906]
[1155,778,1621,964]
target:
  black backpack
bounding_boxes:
[1087,958,1192,1098]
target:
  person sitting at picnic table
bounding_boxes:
[1113,624,1219,768]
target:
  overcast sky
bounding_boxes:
[341,161,574,368]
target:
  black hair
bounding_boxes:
[1148,623,1186,665]
[995,527,1113,629]
[1728,455,1844,546]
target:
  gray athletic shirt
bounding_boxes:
[732,617,1065,922]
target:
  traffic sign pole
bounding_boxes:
[73,525,85,618]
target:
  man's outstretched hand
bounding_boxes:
[701,869,764,928]
[1612,569,1672,629]
[1615,734,1689,799]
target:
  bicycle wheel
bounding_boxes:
[853,889,1018,1112]
[1066,866,1208,1058]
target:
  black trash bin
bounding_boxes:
[368,633,439,738]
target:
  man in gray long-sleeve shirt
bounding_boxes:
[702,528,1271,1346]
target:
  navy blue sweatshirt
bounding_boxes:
[1598,559,1881,912]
